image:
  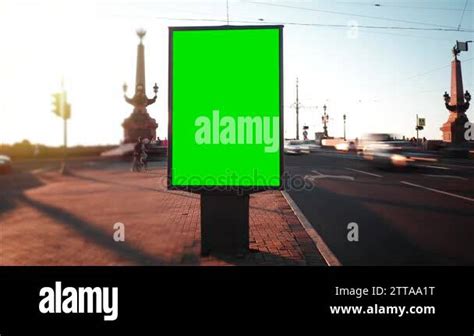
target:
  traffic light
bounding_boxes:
[64,103,71,120]
[51,92,71,119]
[52,93,63,117]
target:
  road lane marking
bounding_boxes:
[31,167,55,174]
[417,164,451,170]
[401,181,474,203]
[345,168,383,178]
[281,191,342,266]
[439,163,474,170]
[423,174,468,181]
[304,170,355,182]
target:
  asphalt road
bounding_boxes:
[285,150,474,266]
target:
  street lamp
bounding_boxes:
[322,104,329,138]
[343,114,347,140]
[295,78,300,140]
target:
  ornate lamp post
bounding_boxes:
[343,114,347,140]
[322,104,329,138]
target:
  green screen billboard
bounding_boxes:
[168,26,283,191]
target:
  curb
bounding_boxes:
[281,191,342,266]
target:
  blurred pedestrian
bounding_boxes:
[141,138,149,171]
[131,137,142,172]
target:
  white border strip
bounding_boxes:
[281,191,342,266]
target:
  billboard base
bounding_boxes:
[200,192,249,256]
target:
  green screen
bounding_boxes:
[170,27,282,188]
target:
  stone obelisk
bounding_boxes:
[440,46,471,144]
[122,29,159,143]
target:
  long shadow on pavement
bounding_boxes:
[0,172,44,214]
[18,193,166,265]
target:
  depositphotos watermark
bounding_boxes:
[167,169,316,193]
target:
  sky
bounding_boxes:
[0,0,473,146]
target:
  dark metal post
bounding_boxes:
[59,117,68,174]
[59,87,68,174]
[416,114,419,142]
[200,192,249,256]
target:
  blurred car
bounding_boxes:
[362,140,419,168]
[284,140,310,155]
[335,141,357,152]
[0,155,12,174]
[360,133,441,168]
[301,140,320,152]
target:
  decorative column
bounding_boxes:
[122,29,159,144]
[440,45,471,144]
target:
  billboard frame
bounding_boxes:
[167,25,284,194]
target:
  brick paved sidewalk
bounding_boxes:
[0,162,326,266]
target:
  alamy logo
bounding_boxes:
[39,281,118,321]
[194,110,279,153]
[465,121,473,141]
